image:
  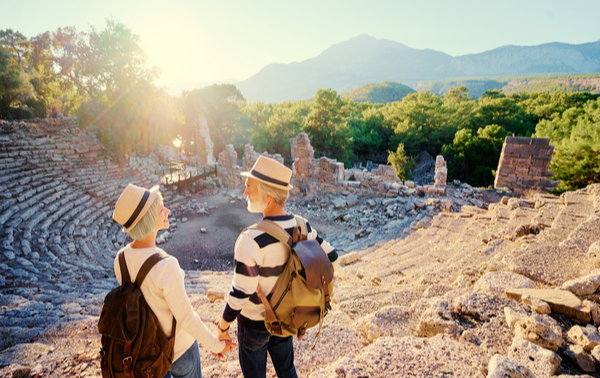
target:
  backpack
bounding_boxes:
[248,215,334,345]
[98,251,176,378]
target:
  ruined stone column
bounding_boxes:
[195,116,215,166]
[290,133,314,179]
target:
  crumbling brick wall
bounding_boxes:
[290,133,344,184]
[494,136,558,195]
[424,156,447,196]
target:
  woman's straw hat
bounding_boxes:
[241,156,293,191]
[113,184,160,232]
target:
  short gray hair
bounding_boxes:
[257,182,289,207]
[128,193,163,240]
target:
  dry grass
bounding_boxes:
[525,188,542,200]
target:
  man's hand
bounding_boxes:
[211,340,237,359]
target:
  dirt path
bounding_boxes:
[163,192,262,271]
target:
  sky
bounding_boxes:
[2,0,599,95]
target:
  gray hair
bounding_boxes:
[257,181,289,207]
[128,193,163,241]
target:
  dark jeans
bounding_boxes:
[163,340,202,378]
[237,324,298,378]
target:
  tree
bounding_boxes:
[178,84,250,155]
[388,143,415,181]
[305,88,352,166]
[0,44,35,119]
[442,124,509,186]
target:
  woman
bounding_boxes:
[112,184,236,378]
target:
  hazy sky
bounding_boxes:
[2,0,599,93]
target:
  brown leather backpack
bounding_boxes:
[248,215,334,346]
[98,252,176,378]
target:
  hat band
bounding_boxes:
[123,190,150,229]
[251,169,289,187]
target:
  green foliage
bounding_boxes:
[442,125,509,186]
[246,101,311,162]
[305,89,353,166]
[178,84,250,155]
[340,81,416,104]
[0,44,35,119]
[387,143,415,181]
[535,96,600,192]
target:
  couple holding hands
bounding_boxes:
[112,156,338,378]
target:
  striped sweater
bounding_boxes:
[223,214,338,331]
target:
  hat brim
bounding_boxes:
[122,185,160,233]
[241,171,293,191]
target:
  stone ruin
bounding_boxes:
[217,144,283,188]
[494,136,559,195]
[195,116,216,167]
[289,133,421,198]
[424,155,447,196]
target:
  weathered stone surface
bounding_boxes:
[355,334,488,377]
[338,252,361,266]
[521,294,551,314]
[560,269,600,295]
[513,314,563,351]
[505,307,528,330]
[416,298,460,337]
[567,325,600,351]
[508,337,562,378]
[564,344,596,373]
[583,299,600,327]
[506,288,591,324]
[487,354,535,378]
[474,271,534,295]
[591,344,600,363]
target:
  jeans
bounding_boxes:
[163,340,202,378]
[237,324,298,378]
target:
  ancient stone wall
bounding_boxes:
[494,137,559,196]
[243,144,284,171]
[217,144,243,188]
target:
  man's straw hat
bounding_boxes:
[241,156,293,191]
[113,184,160,232]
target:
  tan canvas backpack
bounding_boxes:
[248,215,334,344]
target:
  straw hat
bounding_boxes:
[241,156,293,191]
[113,184,160,232]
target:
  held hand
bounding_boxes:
[211,340,237,359]
[217,329,232,342]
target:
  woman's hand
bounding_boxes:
[211,339,237,359]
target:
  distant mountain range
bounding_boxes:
[236,34,600,103]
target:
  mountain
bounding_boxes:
[236,35,600,103]
[237,34,452,103]
[340,81,416,103]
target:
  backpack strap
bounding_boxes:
[248,220,293,249]
[118,251,132,284]
[294,215,309,241]
[135,252,170,287]
[132,252,178,338]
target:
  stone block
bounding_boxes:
[564,345,596,373]
[568,325,600,351]
[487,354,535,378]
[506,288,591,324]
[508,337,561,377]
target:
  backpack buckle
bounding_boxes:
[271,321,282,335]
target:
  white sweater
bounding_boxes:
[114,245,225,361]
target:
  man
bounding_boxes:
[215,156,338,378]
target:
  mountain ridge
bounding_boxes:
[236,35,600,103]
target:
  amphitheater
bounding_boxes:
[2,118,600,378]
